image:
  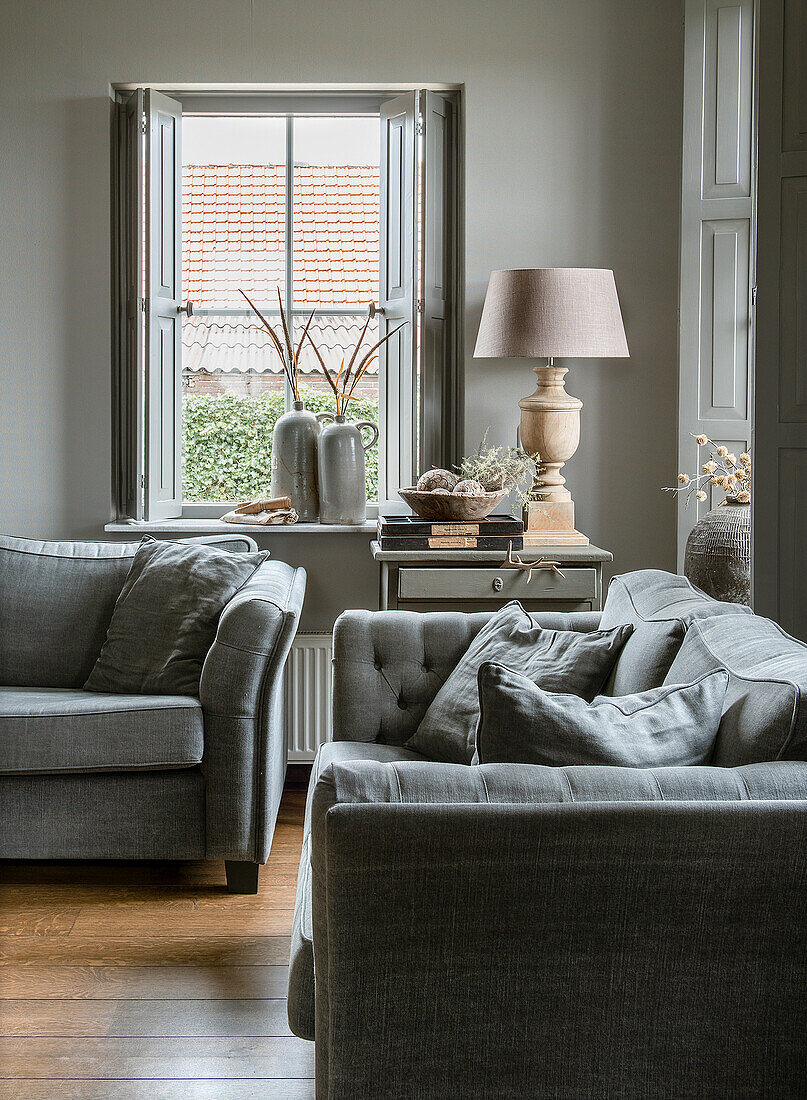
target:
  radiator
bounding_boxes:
[284,633,333,761]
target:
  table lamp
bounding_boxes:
[474,268,629,546]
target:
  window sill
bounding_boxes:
[105,519,376,535]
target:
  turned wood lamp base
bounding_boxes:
[519,360,589,547]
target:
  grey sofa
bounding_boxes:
[0,534,306,893]
[289,570,807,1098]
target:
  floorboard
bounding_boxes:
[0,784,314,1097]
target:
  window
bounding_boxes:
[113,89,461,522]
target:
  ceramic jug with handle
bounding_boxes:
[316,413,378,525]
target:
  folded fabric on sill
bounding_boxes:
[221,506,298,526]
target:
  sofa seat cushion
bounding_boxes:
[599,569,753,695]
[664,613,807,765]
[0,688,203,775]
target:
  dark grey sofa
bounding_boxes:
[289,570,807,1098]
[0,534,306,893]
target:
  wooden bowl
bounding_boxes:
[398,487,508,522]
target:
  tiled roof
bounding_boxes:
[182,315,380,376]
[182,164,380,310]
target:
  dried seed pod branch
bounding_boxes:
[663,434,752,506]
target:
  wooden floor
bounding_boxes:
[0,783,314,1099]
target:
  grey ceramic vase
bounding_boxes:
[684,500,751,605]
[317,413,379,525]
[270,401,321,522]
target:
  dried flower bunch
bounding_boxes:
[306,306,405,416]
[458,429,542,508]
[239,287,314,403]
[664,435,752,506]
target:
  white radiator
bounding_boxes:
[284,633,333,762]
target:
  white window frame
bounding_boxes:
[112,87,463,523]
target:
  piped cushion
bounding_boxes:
[84,538,268,696]
[404,601,633,764]
[664,613,807,764]
[475,661,729,768]
[599,569,753,695]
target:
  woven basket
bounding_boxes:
[684,501,751,605]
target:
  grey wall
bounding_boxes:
[0,0,684,619]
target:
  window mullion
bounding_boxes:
[284,115,294,409]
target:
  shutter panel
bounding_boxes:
[120,88,145,520]
[677,0,756,567]
[144,89,183,520]
[754,0,807,633]
[378,92,418,501]
[420,90,459,473]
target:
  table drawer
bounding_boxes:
[397,566,598,603]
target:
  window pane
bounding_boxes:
[292,117,380,500]
[182,116,287,502]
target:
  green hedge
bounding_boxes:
[182,386,379,503]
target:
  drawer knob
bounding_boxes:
[492,577,503,592]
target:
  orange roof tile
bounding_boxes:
[182,164,380,310]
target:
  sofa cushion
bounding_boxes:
[600,569,753,695]
[404,601,632,764]
[0,536,137,688]
[664,614,807,765]
[85,538,268,696]
[475,662,728,767]
[0,688,203,774]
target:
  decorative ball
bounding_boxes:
[452,479,485,495]
[432,487,451,495]
[417,468,459,492]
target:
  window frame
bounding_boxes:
[112,86,463,523]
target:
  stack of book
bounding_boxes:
[377,514,524,551]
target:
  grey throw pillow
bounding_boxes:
[84,537,268,696]
[475,662,730,767]
[404,601,633,763]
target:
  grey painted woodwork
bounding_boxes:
[372,542,611,613]
[754,0,807,637]
[677,0,756,568]
[145,89,183,521]
[379,92,418,502]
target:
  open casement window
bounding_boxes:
[378,90,459,501]
[115,88,460,520]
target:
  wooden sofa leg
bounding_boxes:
[225,860,260,894]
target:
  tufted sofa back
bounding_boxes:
[331,608,601,745]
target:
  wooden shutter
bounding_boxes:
[754,0,807,634]
[143,89,183,520]
[677,0,756,567]
[118,88,146,520]
[420,90,459,473]
[378,92,418,501]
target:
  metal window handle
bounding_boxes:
[177,301,195,317]
[369,303,386,318]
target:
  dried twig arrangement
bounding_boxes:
[663,434,752,507]
[306,305,405,415]
[239,287,315,403]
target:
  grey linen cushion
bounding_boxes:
[404,601,633,763]
[84,538,268,695]
[475,661,730,767]
[599,569,753,695]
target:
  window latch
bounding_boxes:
[177,301,195,317]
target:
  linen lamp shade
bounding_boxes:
[474,268,629,359]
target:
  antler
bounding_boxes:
[501,545,566,583]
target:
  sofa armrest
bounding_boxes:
[311,787,807,1099]
[199,560,306,860]
[332,608,602,745]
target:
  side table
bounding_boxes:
[371,542,613,613]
